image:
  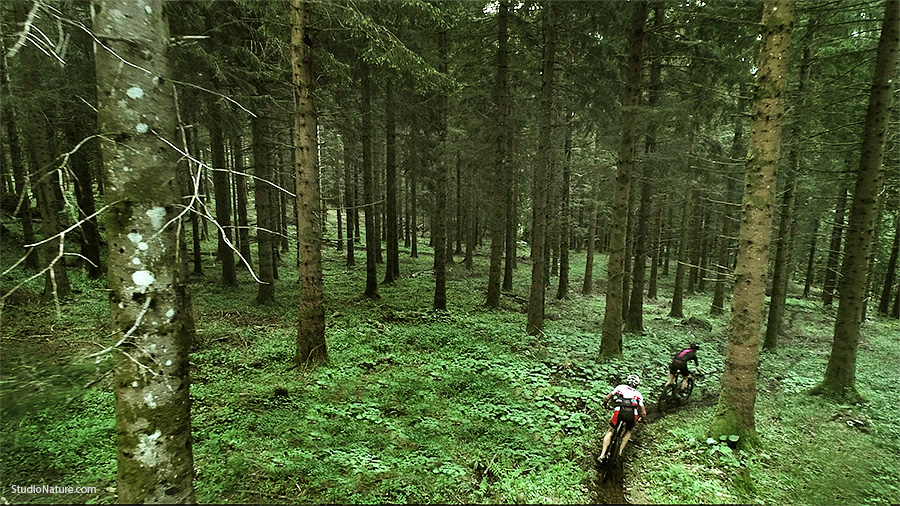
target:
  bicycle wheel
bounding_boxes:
[600,423,623,482]
[658,384,674,413]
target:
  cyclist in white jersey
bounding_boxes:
[598,374,647,462]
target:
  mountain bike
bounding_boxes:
[657,371,701,413]
[596,404,642,482]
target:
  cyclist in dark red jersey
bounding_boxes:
[665,343,703,392]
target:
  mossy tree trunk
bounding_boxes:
[813,0,899,402]
[291,0,327,366]
[94,0,196,500]
[487,0,510,308]
[764,43,812,351]
[710,0,794,447]
[601,0,647,356]
[527,2,557,335]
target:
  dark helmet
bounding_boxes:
[690,343,700,350]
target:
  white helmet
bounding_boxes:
[626,374,641,388]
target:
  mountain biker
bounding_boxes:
[665,343,703,393]
[598,374,647,462]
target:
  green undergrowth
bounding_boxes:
[628,296,900,505]
[2,218,899,504]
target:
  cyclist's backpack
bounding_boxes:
[616,395,638,409]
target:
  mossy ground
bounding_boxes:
[1,216,898,504]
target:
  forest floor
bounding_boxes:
[1,221,899,504]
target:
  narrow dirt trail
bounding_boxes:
[588,391,720,503]
[588,445,628,504]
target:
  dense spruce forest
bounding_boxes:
[1,0,899,504]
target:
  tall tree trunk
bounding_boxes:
[360,64,379,298]
[252,106,275,304]
[698,206,711,291]
[374,135,383,265]
[279,154,292,254]
[95,0,196,500]
[19,55,71,299]
[860,193,884,321]
[446,156,457,267]
[583,135,602,296]
[404,163,411,249]
[601,0,647,356]
[208,106,236,287]
[712,109,744,314]
[557,109,573,300]
[383,80,400,284]
[410,120,419,259]
[644,11,663,301]
[187,127,204,276]
[669,189,693,318]
[487,0,510,308]
[687,192,700,295]
[342,126,356,267]
[502,131,517,291]
[878,211,900,314]
[455,152,463,256]
[622,194,634,314]
[232,136,252,270]
[292,0,327,366]
[647,194,660,299]
[353,165,361,242]
[626,163,651,332]
[465,157,476,269]
[433,28,450,311]
[710,0,794,447]
[336,174,344,252]
[764,43,811,350]
[813,0,899,401]
[822,184,848,306]
[527,3,557,335]
[65,103,102,280]
[802,218,818,298]
[0,47,38,270]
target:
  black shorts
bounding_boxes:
[669,360,689,376]
[611,407,638,430]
